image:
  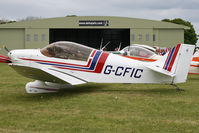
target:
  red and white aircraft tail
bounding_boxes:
[145,44,195,83]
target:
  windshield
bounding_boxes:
[41,41,93,61]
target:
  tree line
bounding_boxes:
[0,19,16,24]
[0,16,41,24]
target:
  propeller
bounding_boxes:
[0,45,11,63]
[3,45,10,52]
[0,54,11,63]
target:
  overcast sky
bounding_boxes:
[0,0,199,35]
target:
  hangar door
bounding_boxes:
[50,29,130,50]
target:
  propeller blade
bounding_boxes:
[0,54,11,63]
[3,45,10,52]
[101,41,110,51]
[99,38,103,50]
[118,43,122,51]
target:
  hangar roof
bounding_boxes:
[0,16,189,29]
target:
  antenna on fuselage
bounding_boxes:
[118,42,122,51]
[99,38,103,50]
[101,41,110,51]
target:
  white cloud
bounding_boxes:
[0,0,199,34]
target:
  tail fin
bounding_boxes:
[145,44,195,83]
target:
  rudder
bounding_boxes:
[146,44,195,83]
[171,44,195,83]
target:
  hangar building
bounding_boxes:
[0,16,189,55]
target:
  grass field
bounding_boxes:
[0,64,199,133]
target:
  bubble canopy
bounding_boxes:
[121,45,155,58]
[41,41,93,61]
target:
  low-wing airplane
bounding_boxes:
[190,49,199,74]
[0,41,195,93]
[113,44,199,75]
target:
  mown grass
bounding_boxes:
[0,64,199,133]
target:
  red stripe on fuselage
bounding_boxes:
[20,58,93,68]
[55,52,109,73]
[20,49,97,67]
[188,72,199,75]
[190,64,199,67]
[192,57,199,62]
[121,55,157,62]
[93,52,109,73]
[91,50,97,57]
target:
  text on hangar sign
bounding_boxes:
[79,20,109,26]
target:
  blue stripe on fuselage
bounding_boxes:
[37,50,102,70]
[89,51,101,70]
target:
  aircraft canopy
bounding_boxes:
[41,41,93,61]
[121,45,155,58]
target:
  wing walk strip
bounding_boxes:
[49,68,88,83]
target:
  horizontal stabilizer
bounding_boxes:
[145,64,176,77]
[42,68,87,85]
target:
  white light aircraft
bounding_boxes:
[0,41,195,93]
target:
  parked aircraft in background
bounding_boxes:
[190,49,199,74]
[113,44,199,75]
[0,41,195,93]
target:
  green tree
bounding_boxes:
[0,19,16,24]
[162,18,198,45]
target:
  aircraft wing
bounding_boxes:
[42,67,87,85]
